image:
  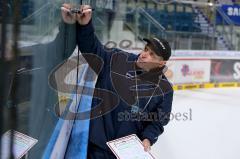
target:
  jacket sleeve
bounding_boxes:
[141,90,174,145]
[76,20,112,66]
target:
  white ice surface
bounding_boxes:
[151,88,240,159]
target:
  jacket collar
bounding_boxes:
[134,62,166,85]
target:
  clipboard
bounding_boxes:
[1,130,38,159]
[106,134,155,159]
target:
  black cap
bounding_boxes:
[143,37,171,61]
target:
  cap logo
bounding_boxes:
[153,38,166,50]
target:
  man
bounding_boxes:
[61,4,173,159]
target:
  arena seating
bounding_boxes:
[144,8,201,32]
[126,2,202,33]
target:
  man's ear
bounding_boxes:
[159,61,166,67]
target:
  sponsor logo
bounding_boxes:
[181,64,204,79]
[181,64,190,76]
[233,62,240,80]
[227,6,240,16]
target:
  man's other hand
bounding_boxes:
[142,139,151,152]
[76,5,92,25]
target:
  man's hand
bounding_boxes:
[142,139,151,152]
[76,5,92,25]
[61,3,77,24]
[61,4,92,25]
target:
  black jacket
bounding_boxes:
[77,21,173,151]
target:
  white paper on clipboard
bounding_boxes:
[106,134,155,159]
[1,130,38,159]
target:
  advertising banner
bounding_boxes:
[216,4,240,25]
[166,60,211,84]
[211,59,240,82]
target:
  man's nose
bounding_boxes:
[141,52,148,58]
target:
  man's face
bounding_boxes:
[137,44,166,71]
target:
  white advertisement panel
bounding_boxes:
[172,50,240,59]
[128,49,240,59]
[165,60,211,84]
